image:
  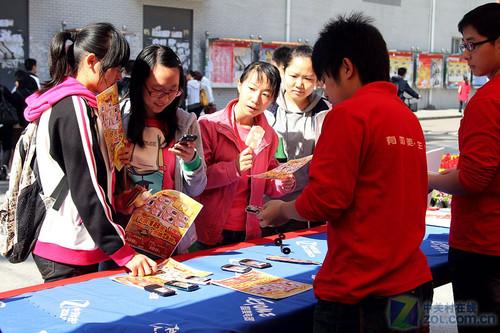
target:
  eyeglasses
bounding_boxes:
[459,38,494,52]
[144,84,182,99]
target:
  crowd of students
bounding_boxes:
[4,3,499,332]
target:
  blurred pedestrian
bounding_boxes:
[457,75,471,113]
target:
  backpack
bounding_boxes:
[199,87,209,107]
[0,121,68,263]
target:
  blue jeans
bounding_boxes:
[313,281,433,333]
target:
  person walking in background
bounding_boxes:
[457,75,471,113]
[199,71,216,114]
[120,45,206,254]
[24,22,157,282]
[186,70,203,118]
[0,84,17,180]
[194,62,295,248]
[117,59,134,99]
[24,58,41,90]
[391,67,420,103]
[271,45,292,79]
[260,13,433,332]
[429,4,499,332]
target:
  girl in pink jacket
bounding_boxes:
[195,62,295,247]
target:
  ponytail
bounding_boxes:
[40,31,76,93]
[40,23,129,94]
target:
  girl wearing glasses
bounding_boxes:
[23,23,158,282]
[194,62,295,248]
[120,45,207,254]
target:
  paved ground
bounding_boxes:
[0,109,462,332]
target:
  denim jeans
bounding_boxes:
[448,248,500,333]
[33,254,99,283]
[313,281,433,333]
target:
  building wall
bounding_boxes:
[28,0,489,109]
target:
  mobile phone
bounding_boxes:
[177,134,198,144]
[165,280,200,292]
[239,258,272,269]
[245,205,261,214]
[220,263,252,274]
[144,284,176,297]
[182,275,212,285]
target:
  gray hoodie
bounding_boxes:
[266,90,331,201]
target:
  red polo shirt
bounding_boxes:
[296,82,432,304]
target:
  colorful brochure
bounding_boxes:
[251,155,313,179]
[112,258,212,289]
[212,270,312,299]
[125,190,203,258]
[96,83,127,171]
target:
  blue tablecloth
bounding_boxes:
[0,225,449,333]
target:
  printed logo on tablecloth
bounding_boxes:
[240,297,276,321]
[59,300,90,324]
[430,240,449,254]
[0,301,5,308]
[150,322,180,333]
[296,241,321,257]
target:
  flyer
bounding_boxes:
[251,155,313,179]
[96,83,127,170]
[125,190,203,258]
[112,258,212,289]
[212,270,312,299]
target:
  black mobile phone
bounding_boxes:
[177,134,198,144]
[239,258,272,269]
[220,263,252,274]
[144,284,176,297]
[245,205,261,214]
[165,280,200,292]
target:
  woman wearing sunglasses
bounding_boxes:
[120,45,207,254]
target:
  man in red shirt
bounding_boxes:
[429,4,500,333]
[260,13,432,332]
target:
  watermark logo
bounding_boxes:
[388,295,419,330]
[296,241,321,257]
[59,300,90,324]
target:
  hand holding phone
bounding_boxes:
[177,134,198,145]
[221,263,252,274]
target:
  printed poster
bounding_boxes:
[209,40,252,86]
[446,56,470,89]
[125,190,203,258]
[112,257,212,289]
[389,51,414,86]
[251,155,313,179]
[416,53,444,89]
[96,84,126,170]
[212,270,312,299]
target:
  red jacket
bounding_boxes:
[451,74,500,256]
[195,99,289,245]
[296,82,432,304]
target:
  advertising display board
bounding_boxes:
[389,51,414,86]
[446,55,470,89]
[416,53,444,89]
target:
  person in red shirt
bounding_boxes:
[260,13,432,333]
[457,75,471,114]
[429,4,500,333]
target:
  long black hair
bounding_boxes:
[127,45,185,147]
[41,22,130,93]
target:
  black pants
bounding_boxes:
[313,281,433,333]
[448,248,500,333]
[33,254,99,283]
[459,101,467,113]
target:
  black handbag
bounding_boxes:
[0,89,19,126]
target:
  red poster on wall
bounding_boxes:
[209,40,252,86]
[416,53,444,89]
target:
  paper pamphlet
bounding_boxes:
[426,147,445,206]
[251,155,313,179]
[96,84,127,171]
[425,208,451,228]
[245,125,265,149]
[125,190,203,258]
[212,270,312,299]
[112,258,212,289]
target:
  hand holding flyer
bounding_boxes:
[251,155,313,179]
[96,84,127,171]
[245,125,265,149]
[125,190,203,258]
